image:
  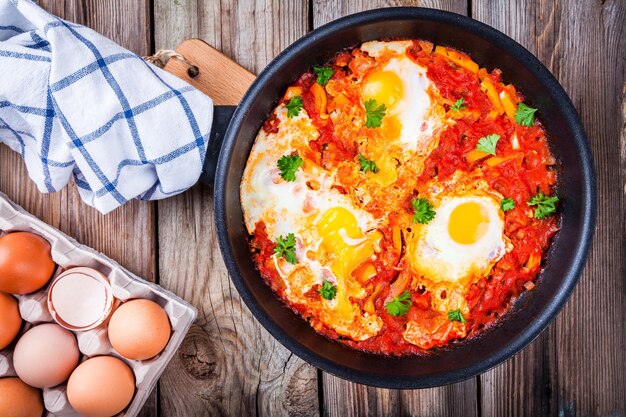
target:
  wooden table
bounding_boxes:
[1,1,624,416]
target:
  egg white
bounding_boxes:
[240,106,383,340]
[240,107,375,240]
[381,57,443,154]
[360,40,414,57]
[360,41,446,155]
[407,194,510,284]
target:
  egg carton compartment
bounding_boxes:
[0,192,198,417]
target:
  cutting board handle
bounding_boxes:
[163,39,257,185]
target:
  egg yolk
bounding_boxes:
[316,207,381,316]
[362,70,403,109]
[369,152,398,186]
[317,207,380,273]
[448,202,489,244]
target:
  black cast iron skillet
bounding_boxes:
[200,7,596,388]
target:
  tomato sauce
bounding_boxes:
[250,41,559,355]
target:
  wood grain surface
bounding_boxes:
[1,1,624,416]
[0,1,157,416]
[473,1,626,416]
[154,2,318,417]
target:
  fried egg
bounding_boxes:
[241,106,383,341]
[360,41,445,155]
[401,177,511,349]
[406,177,512,285]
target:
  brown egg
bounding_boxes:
[0,232,55,294]
[0,292,22,349]
[67,356,135,417]
[0,377,44,417]
[13,323,79,388]
[108,299,171,360]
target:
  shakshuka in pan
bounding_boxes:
[240,40,559,355]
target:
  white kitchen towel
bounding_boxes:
[0,0,213,214]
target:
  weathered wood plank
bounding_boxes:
[474,1,626,416]
[312,2,477,417]
[154,1,319,416]
[312,0,467,27]
[469,3,558,416]
[0,1,156,416]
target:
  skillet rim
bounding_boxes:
[214,7,597,388]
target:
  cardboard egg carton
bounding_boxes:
[0,192,197,417]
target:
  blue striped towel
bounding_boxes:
[0,0,213,214]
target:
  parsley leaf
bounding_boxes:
[319,280,337,300]
[501,198,515,211]
[447,309,466,323]
[515,103,538,127]
[277,154,303,182]
[411,198,436,224]
[313,66,334,86]
[358,154,379,174]
[528,192,559,219]
[450,98,466,111]
[476,134,501,155]
[285,96,303,118]
[363,99,387,128]
[274,233,297,264]
[385,290,412,316]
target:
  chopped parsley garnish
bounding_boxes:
[358,154,379,174]
[277,154,303,182]
[515,103,538,127]
[274,233,297,264]
[528,192,559,219]
[363,99,387,128]
[447,309,466,323]
[319,280,337,300]
[385,290,412,317]
[501,198,515,212]
[411,198,436,224]
[450,98,466,111]
[313,66,334,86]
[285,96,303,118]
[476,134,501,155]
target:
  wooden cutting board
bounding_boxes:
[163,38,256,105]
